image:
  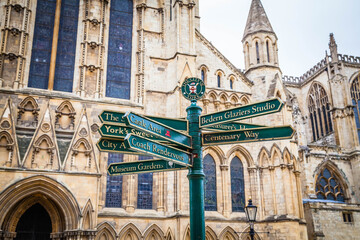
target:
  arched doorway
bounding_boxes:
[15,203,52,240]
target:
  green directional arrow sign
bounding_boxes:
[202,122,265,131]
[124,134,192,166]
[107,159,187,175]
[199,98,283,128]
[96,138,144,155]
[99,124,161,141]
[99,111,188,131]
[123,112,192,148]
[202,126,295,146]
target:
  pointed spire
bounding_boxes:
[243,0,275,41]
[329,33,338,62]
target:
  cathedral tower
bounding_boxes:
[242,0,279,72]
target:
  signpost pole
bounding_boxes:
[187,100,205,240]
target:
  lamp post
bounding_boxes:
[245,198,258,240]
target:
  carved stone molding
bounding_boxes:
[332,106,354,119]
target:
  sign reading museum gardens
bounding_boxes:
[96,77,295,240]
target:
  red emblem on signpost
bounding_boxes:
[188,82,198,94]
[165,130,171,137]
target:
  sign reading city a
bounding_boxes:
[123,112,192,148]
[99,111,188,131]
[199,98,283,128]
[107,159,187,175]
[99,124,161,141]
[124,134,192,166]
[96,138,142,154]
[202,126,295,146]
[202,122,264,131]
[181,77,206,101]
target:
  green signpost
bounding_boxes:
[97,77,296,240]
[200,97,283,127]
[124,134,192,166]
[108,159,187,175]
[202,122,264,131]
[123,112,192,148]
[202,126,295,146]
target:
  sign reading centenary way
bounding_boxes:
[202,122,264,131]
[123,112,192,148]
[199,98,283,127]
[124,134,192,166]
[107,159,187,175]
[99,110,188,131]
[202,126,295,146]
[181,77,206,101]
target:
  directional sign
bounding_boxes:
[202,122,265,131]
[96,138,144,155]
[99,111,188,131]
[99,124,161,141]
[199,98,283,128]
[123,112,192,148]
[202,126,295,146]
[107,159,187,175]
[124,134,192,166]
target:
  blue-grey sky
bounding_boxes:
[200,0,360,77]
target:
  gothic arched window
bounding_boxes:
[256,41,260,64]
[230,157,245,212]
[217,74,221,88]
[308,83,333,141]
[230,79,233,90]
[204,154,217,211]
[350,74,360,140]
[266,40,270,62]
[105,153,123,207]
[137,155,153,209]
[106,0,133,99]
[201,69,206,83]
[28,0,80,92]
[316,167,345,202]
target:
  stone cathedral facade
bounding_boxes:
[0,0,359,239]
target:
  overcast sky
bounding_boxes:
[199,0,360,77]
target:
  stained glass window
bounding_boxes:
[308,83,333,141]
[231,157,245,212]
[204,154,217,211]
[137,155,153,209]
[105,153,123,207]
[28,0,79,92]
[106,0,133,99]
[315,167,345,202]
[350,74,360,141]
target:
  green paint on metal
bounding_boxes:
[107,159,187,175]
[124,134,192,166]
[202,122,265,131]
[96,138,142,154]
[99,110,188,131]
[199,98,283,127]
[181,77,206,101]
[99,124,160,141]
[202,126,295,146]
[124,112,192,148]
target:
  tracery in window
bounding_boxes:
[137,155,153,209]
[230,156,245,212]
[105,153,123,207]
[204,154,217,211]
[308,83,333,141]
[106,0,133,99]
[316,167,345,202]
[350,74,360,140]
[28,0,79,92]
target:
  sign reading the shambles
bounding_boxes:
[99,111,188,131]
[124,112,192,148]
[202,126,295,146]
[107,159,187,175]
[124,134,192,166]
[199,98,283,127]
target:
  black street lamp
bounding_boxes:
[245,198,258,240]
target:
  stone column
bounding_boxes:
[220,164,230,217]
